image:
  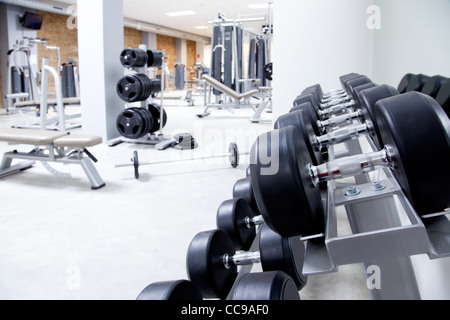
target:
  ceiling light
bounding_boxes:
[249,4,270,9]
[166,10,197,17]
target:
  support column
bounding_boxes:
[78,0,124,142]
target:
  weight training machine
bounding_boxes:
[6,38,81,132]
[196,12,273,123]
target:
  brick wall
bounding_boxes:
[186,40,196,81]
[124,27,143,50]
[157,34,176,89]
[0,9,196,105]
[35,10,142,95]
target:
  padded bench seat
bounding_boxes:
[0,128,102,148]
[0,128,105,190]
[0,128,68,145]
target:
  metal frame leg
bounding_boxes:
[79,157,106,190]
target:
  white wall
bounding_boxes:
[272,0,375,121]
[370,1,450,299]
[372,0,450,87]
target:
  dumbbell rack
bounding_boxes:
[232,135,450,300]
[109,45,173,150]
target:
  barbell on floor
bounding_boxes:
[115,142,248,179]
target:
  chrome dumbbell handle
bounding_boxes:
[318,100,356,119]
[320,95,352,108]
[245,215,265,229]
[315,121,373,150]
[317,110,363,133]
[223,252,261,269]
[309,147,392,186]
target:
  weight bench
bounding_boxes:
[0,128,105,190]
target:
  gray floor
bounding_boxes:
[0,93,373,300]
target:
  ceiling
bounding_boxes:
[42,0,273,42]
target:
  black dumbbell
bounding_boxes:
[294,76,373,120]
[421,75,449,99]
[250,91,450,238]
[315,82,378,134]
[233,177,260,216]
[137,280,203,300]
[397,73,415,94]
[294,82,377,139]
[300,74,363,105]
[137,272,300,301]
[406,74,430,92]
[217,197,263,251]
[287,84,400,166]
[305,75,373,109]
[187,225,307,299]
[303,73,362,103]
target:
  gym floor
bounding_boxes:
[0,92,371,300]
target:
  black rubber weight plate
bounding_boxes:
[229,271,300,300]
[132,108,151,138]
[421,75,448,99]
[275,110,324,166]
[233,177,260,216]
[116,75,142,103]
[187,229,237,300]
[216,198,256,251]
[148,103,168,133]
[406,74,430,92]
[137,280,203,300]
[116,108,144,139]
[436,79,450,116]
[358,84,400,150]
[291,102,321,136]
[259,224,308,290]
[250,126,325,237]
[397,73,415,94]
[375,92,450,215]
[293,92,320,113]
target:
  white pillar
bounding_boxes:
[78,0,124,141]
[176,38,187,65]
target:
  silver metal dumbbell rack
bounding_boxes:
[109,44,173,150]
[231,132,449,300]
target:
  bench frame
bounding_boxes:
[0,131,105,190]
